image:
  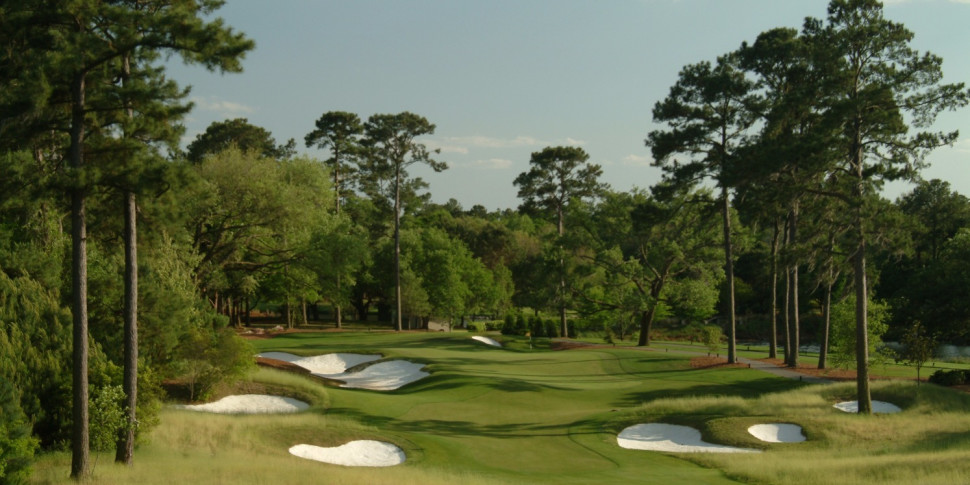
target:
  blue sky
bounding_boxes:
[166,0,970,210]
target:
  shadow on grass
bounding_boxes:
[325,406,605,439]
[613,376,806,408]
[903,429,970,453]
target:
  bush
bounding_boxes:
[501,314,516,335]
[701,325,724,354]
[175,326,255,401]
[928,369,968,387]
[530,315,544,337]
[0,376,38,484]
[545,318,558,338]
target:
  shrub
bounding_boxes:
[89,385,126,453]
[530,315,544,337]
[501,314,516,335]
[701,325,724,354]
[515,314,528,335]
[928,369,968,387]
[545,318,558,338]
[175,326,255,401]
[0,376,38,484]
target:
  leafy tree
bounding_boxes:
[0,375,38,485]
[829,296,890,371]
[1,0,252,474]
[573,187,723,346]
[359,112,447,331]
[903,229,970,343]
[899,321,935,387]
[400,227,508,326]
[803,0,969,413]
[187,118,294,163]
[305,111,364,327]
[897,179,970,266]
[736,26,840,368]
[702,325,724,355]
[514,146,605,337]
[305,111,364,215]
[646,53,758,363]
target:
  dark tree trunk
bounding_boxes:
[819,280,832,370]
[769,218,780,359]
[787,204,800,368]
[394,165,402,331]
[853,196,872,411]
[115,191,138,464]
[70,72,90,480]
[721,187,737,363]
[637,307,657,347]
[557,206,567,338]
[335,274,343,328]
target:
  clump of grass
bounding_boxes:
[230,366,331,409]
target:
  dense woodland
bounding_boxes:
[1,0,969,481]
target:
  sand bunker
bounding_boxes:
[618,423,759,453]
[258,352,427,390]
[258,352,381,374]
[748,423,806,443]
[833,400,902,414]
[472,336,502,347]
[289,440,405,467]
[178,394,309,414]
[334,360,429,391]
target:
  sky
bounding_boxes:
[165,0,970,211]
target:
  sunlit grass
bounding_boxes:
[29,331,970,484]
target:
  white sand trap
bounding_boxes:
[333,360,429,391]
[618,423,759,453]
[289,440,405,467]
[748,423,806,443]
[178,394,309,414]
[833,400,902,414]
[258,351,381,374]
[472,336,502,347]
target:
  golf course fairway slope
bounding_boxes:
[29,331,970,485]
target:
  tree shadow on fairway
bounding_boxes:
[325,407,605,439]
[613,376,804,408]
[903,429,970,453]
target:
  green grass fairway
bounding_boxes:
[30,332,970,484]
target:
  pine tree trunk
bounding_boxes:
[558,206,567,338]
[819,280,832,370]
[769,218,780,359]
[335,274,342,328]
[394,164,403,332]
[70,72,90,480]
[721,187,737,363]
[301,297,308,326]
[783,262,791,365]
[787,204,799,368]
[116,190,138,464]
[852,133,872,414]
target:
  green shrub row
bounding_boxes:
[928,369,970,387]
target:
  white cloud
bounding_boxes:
[438,135,545,149]
[564,137,587,146]
[622,154,653,166]
[953,138,970,153]
[434,144,470,154]
[190,96,254,117]
[468,158,513,170]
